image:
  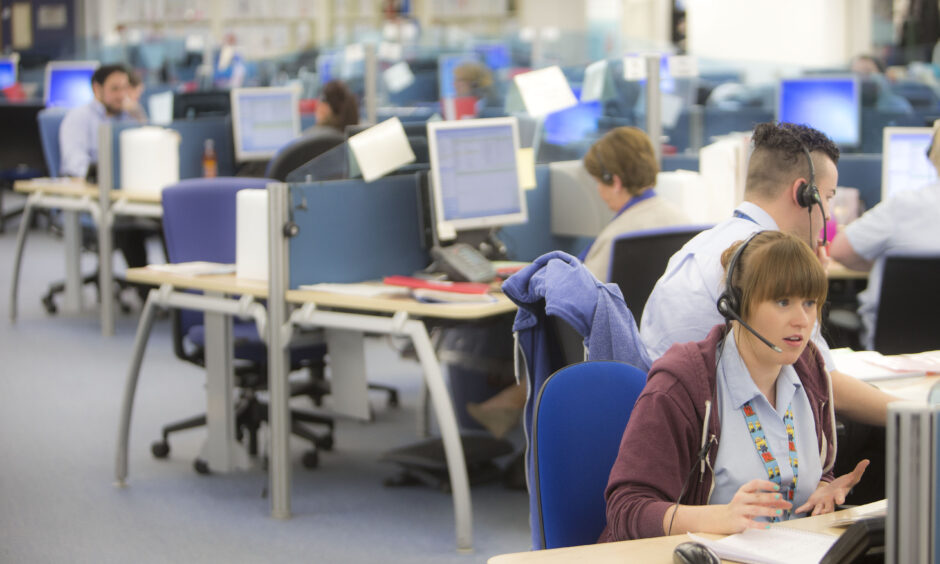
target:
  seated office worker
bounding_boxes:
[640,122,897,427]
[302,79,360,137]
[829,125,940,350]
[580,126,690,281]
[59,63,155,286]
[601,231,869,541]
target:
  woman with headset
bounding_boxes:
[580,126,689,281]
[600,230,869,541]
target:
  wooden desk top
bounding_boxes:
[14,178,163,204]
[488,501,885,564]
[126,268,517,320]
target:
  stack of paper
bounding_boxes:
[830,348,935,381]
[687,527,838,564]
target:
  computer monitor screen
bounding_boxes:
[230,86,300,162]
[0,54,19,89]
[541,86,601,146]
[427,117,527,233]
[881,126,937,201]
[173,90,231,119]
[777,76,860,147]
[44,61,99,108]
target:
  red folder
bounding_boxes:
[383,275,490,295]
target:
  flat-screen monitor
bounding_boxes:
[881,126,937,201]
[542,86,602,146]
[173,90,231,119]
[427,117,527,234]
[0,54,19,89]
[44,61,99,108]
[230,86,300,162]
[777,76,861,148]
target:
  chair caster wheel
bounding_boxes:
[316,435,334,451]
[301,450,319,469]
[194,459,210,474]
[388,391,400,408]
[41,295,57,315]
[151,440,170,459]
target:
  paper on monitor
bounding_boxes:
[687,527,837,564]
[148,91,173,126]
[383,61,414,93]
[347,117,416,182]
[513,66,577,118]
[580,60,608,103]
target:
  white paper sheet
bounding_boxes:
[347,117,416,182]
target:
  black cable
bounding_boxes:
[666,435,716,536]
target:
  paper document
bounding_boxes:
[513,66,577,117]
[830,348,929,381]
[147,262,236,276]
[347,117,416,182]
[828,499,887,527]
[688,527,838,564]
[297,283,410,298]
[412,288,498,304]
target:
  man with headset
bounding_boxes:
[641,122,896,429]
[830,123,940,350]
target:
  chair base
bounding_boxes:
[379,435,514,492]
[41,269,135,315]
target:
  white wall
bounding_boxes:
[686,0,872,68]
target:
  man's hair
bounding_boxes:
[745,122,840,201]
[319,79,359,131]
[583,126,658,196]
[91,64,130,86]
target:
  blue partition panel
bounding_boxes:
[838,153,883,210]
[288,174,429,288]
[111,116,236,189]
[499,165,588,261]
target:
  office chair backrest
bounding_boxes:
[874,255,940,355]
[608,224,709,320]
[37,107,68,178]
[532,360,646,550]
[264,130,344,182]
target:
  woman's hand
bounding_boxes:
[718,479,794,533]
[796,459,870,516]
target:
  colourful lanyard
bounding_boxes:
[741,400,798,521]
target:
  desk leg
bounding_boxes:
[202,306,249,472]
[115,290,159,485]
[408,321,473,553]
[9,197,35,322]
[99,210,114,337]
[62,210,83,311]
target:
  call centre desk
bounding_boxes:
[115,267,516,552]
[10,178,162,335]
[488,500,886,563]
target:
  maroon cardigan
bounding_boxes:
[598,324,836,542]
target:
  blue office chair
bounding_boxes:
[37,108,67,178]
[608,224,711,321]
[531,360,647,549]
[153,176,334,472]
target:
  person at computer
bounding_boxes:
[302,79,359,136]
[640,122,897,429]
[601,231,870,541]
[829,124,940,350]
[453,62,500,109]
[59,63,155,298]
[580,126,690,281]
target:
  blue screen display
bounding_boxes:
[0,60,16,89]
[778,77,860,147]
[542,87,602,146]
[46,67,96,108]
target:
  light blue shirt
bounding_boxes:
[844,181,940,349]
[58,100,129,178]
[639,201,833,366]
[710,330,823,519]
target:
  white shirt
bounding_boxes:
[843,182,940,349]
[639,201,833,365]
[711,330,823,518]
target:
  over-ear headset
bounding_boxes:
[716,232,782,353]
[600,168,614,184]
[785,128,828,246]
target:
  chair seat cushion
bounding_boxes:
[187,321,326,365]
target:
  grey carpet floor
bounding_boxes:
[0,215,531,563]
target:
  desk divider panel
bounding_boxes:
[287,174,429,288]
[838,153,883,209]
[111,116,236,188]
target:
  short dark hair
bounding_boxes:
[319,79,359,131]
[746,122,840,200]
[91,64,130,86]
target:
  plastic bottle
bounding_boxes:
[202,138,218,178]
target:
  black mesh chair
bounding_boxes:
[607,225,710,321]
[873,255,940,355]
[264,131,345,182]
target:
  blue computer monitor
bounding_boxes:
[0,54,19,89]
[427,117,527,234]
[881,126,938,201]
[542,86,602,146]
[44,61,99,108]
[230,86,301,162]
[777,76,861,148]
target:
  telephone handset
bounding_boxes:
[820,516,885,564]
[430,243,496,283]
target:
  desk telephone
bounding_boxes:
[820,516,885,564]
[431,243,496,283]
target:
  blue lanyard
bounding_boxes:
[578,189,656,262]
[733,209,758,224]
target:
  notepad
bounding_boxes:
[146,262,236,276]
[688,527,838,564]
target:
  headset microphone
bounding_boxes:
[716,232,783,354]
